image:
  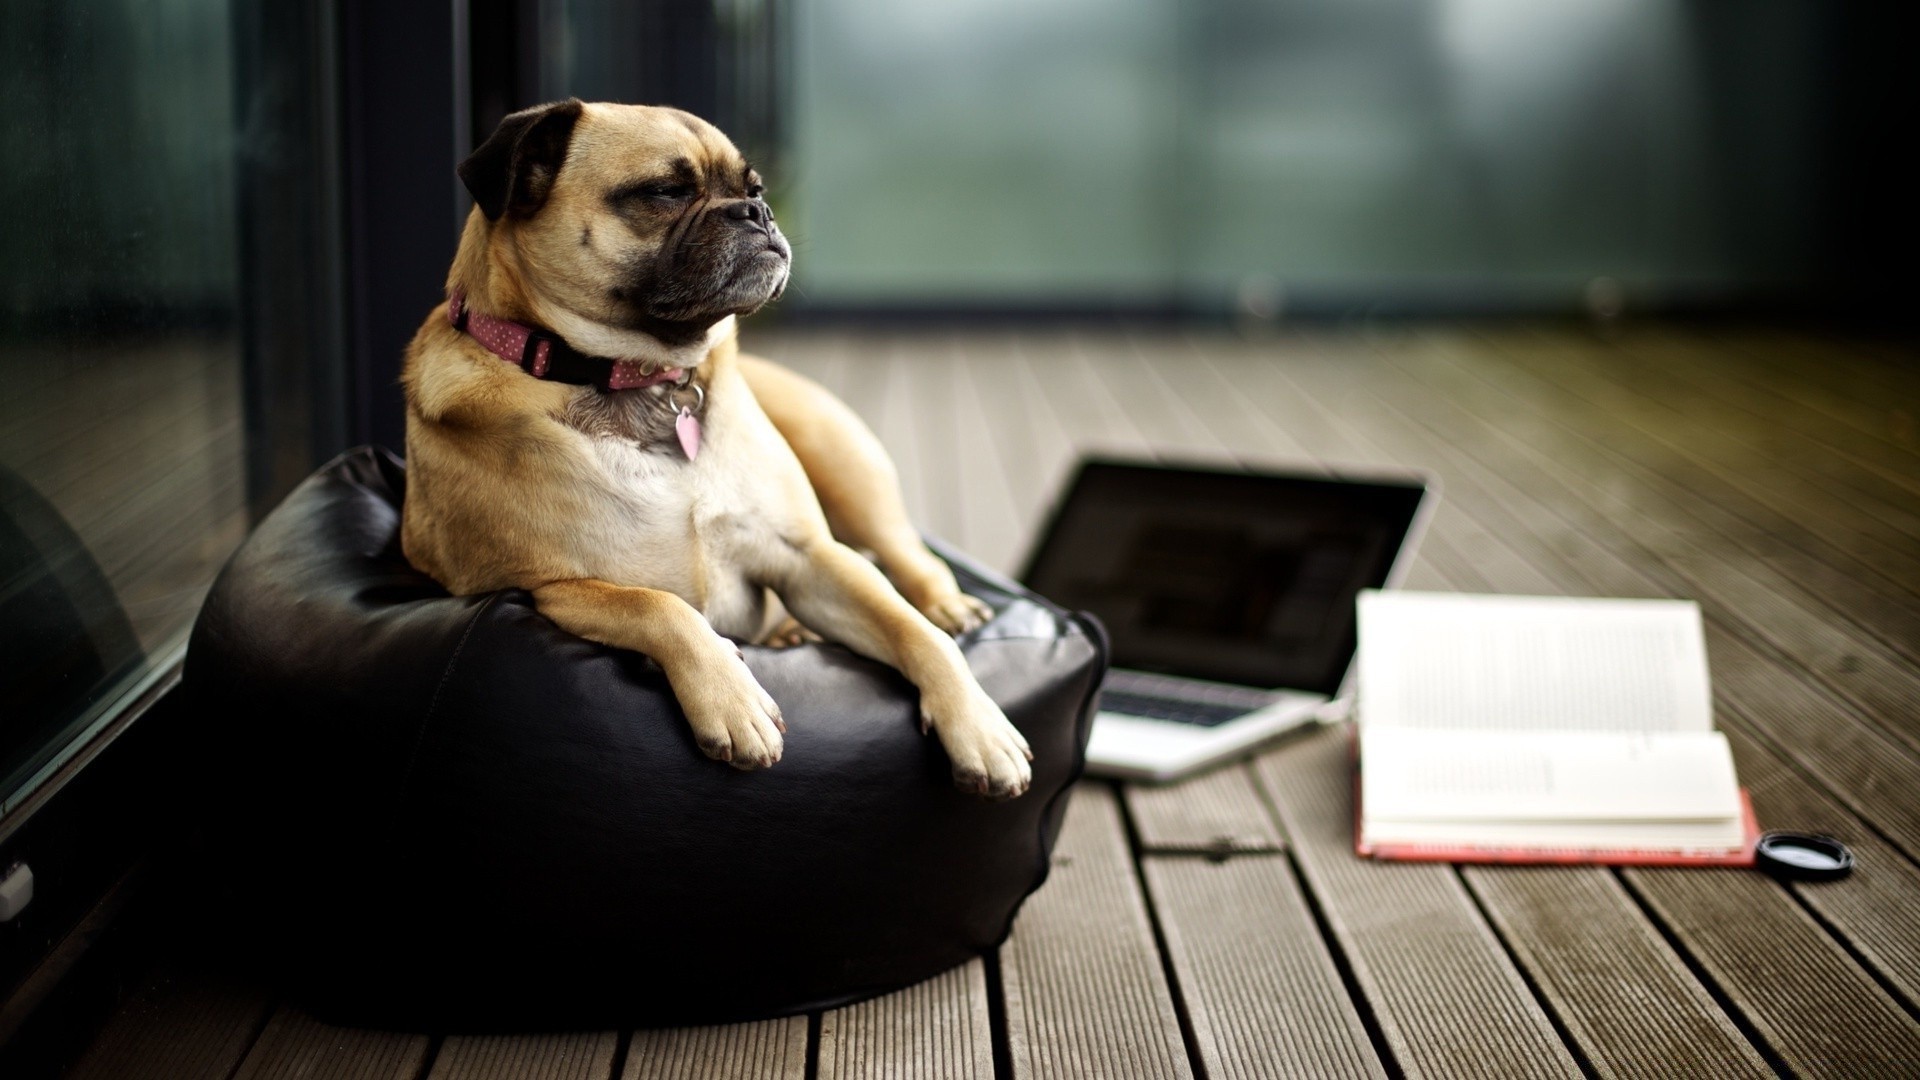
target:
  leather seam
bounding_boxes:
[398,591,502,802]
[936,547,1109,951]
[986,607,1109,950]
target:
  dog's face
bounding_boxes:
[459,100,791,344]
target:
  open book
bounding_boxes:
[1354,591,1757,865]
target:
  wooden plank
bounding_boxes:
[1543,325,1920,515]
[1094,334,1224,456]
[1788,329,1920,398]
[1625,867,1920,1078]
[1006,319,1920,1080]
[430,1031,617,1080]
[794,329,857,395]
[1182,334,1386,467]
[993,340,1085,571]
[1343,535,1781,1078]
[815,329,882,421]
[231,1006,430,1080]
[863,334,934,532]
[1413,476,1920,1068]
[1510,333,1920,610]
[1462,868,1771,1079]
[938,338,1027,574]
[57,324,1920,1080]
[1722,327,1920,444]
[1367,353,1920,814]
[65,967,272,1080]
[1432,328,1920,644]
[1287,335,1920,848]
[623,1018,807,1080]
[1305,336,1920,981]
[999,783,1194,1080]
[921,338,998,564]
[817,959,992,1080]
[967,332,1078,550]
[1705,620,1920,860]
[1390,322,1920,614]
[1629,325,1920,476]
[1143,854,1387,1079]
[1018,331,1152,455]
[1236,443,1773,1077]
[1164,331,1326,468]
[747,327,833,384]
[1256,336,1920,1072]
[1124,763,1283,854]
[1010,331,1115,460]
[1727,723,1920,1012]
[1315,342,1920,866]
[902,334,970,548]
[1255,727,1583,1079]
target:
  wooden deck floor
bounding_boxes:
[59,322,1920,1078]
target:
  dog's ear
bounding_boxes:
[459,99,585,220]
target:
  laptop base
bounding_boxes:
[1084,691,1333,782]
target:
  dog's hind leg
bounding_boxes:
[739,355,991,634]
[533,579,786,769]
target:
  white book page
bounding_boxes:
[1364,816,1748,853]
[1357,591,1713,733]
[1360,728,1742,823]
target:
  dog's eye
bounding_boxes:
[642,182,696,201]
[746,182,765,199]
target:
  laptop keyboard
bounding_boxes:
[1098,671,1282,728]
[1098,688,1254,727]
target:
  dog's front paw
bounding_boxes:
[680,646,786,770]
[922,688,1033,800]
[919,591,993,636]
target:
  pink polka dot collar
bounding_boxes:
[447,288,685,393]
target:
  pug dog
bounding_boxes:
[399,99,1033,798]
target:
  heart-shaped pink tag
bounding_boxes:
[676,406,701,461]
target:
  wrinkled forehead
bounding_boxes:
[569,103,745,181]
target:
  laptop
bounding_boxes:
[1020,457,1434,781]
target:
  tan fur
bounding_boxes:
[402,103,1030,797]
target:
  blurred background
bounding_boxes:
[790,1,1900,318]
[0,0,1913,1041]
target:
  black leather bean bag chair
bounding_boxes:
[186,447,1105,1030]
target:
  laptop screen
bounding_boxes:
[1021,459,1428,698]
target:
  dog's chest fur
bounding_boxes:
[561,382,693,448]
[558,378,798,641]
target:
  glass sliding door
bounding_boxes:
[0,0,345,820]
[791,0,1181,306]
[786,0,1837,314]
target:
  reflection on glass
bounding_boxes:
[793,0,1824,309]
[0,0,245,810]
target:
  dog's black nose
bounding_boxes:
[723,199,769,226]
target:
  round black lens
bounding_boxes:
[1755,832,1854,882]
